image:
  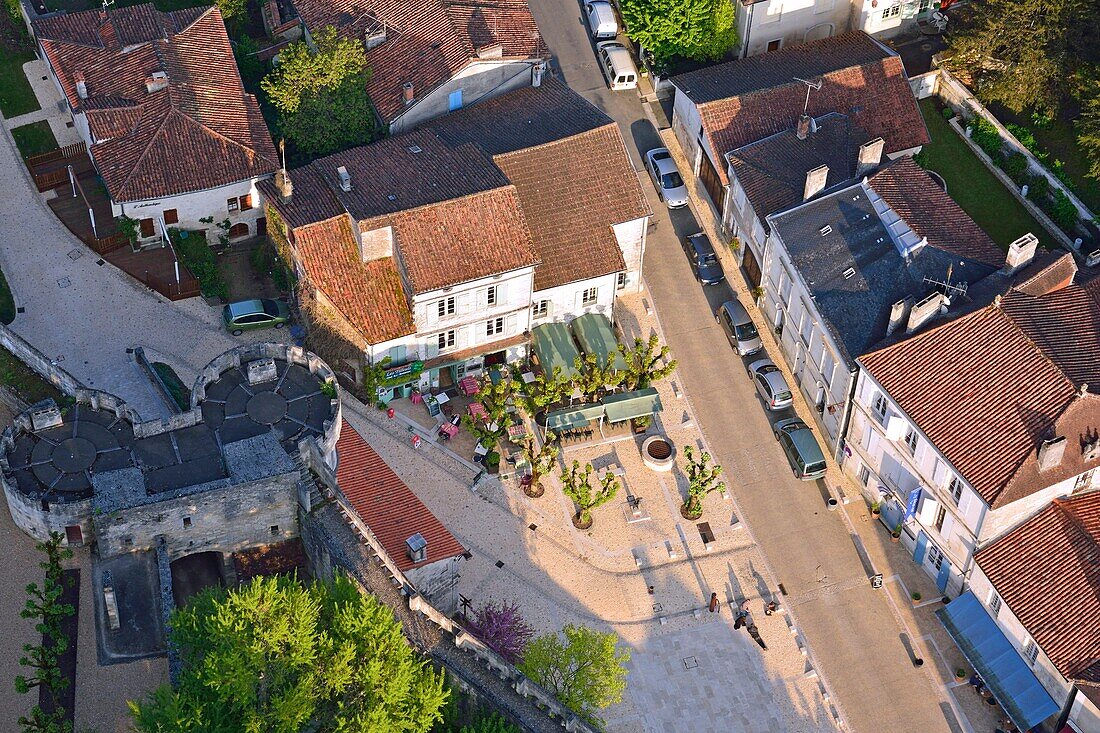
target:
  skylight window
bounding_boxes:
[819,225,833,236]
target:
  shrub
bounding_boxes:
[941,106,955,120]
[1006,123,1040,155]
[1030,110,1053,129]
[969,118,1003,159]
[170,229,229,300]
[1001,152,1029,183]
[1026,175,1050,203]
[1044,189,1079,231]
[1050,159,1074,189]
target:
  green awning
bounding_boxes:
[532,323,581,378]
[570,313,627,371]
[602,387,662,424]
[544,404,604,431]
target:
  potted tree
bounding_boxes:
[870,501,881,518]
[954,668,967,683]
[519,431,558,498]
[891,523,902,542]
[560,461,619,529]
[680,446,725,519]
[911,591,922,605]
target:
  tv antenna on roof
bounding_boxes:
[793,77,823,115]
[923,263,968,303]
[101,0,114,10]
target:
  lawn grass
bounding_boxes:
[0,43,39,118]
[10,120,57,158]
[152,362,191,411]
[0,346,65,405]
[0,264,14,325]
[917,98,1057,251]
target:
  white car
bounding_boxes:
[584,1,618,39]
[644,148,688,208]
[596,41,638,90]
[748,358,794,411]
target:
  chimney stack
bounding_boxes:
[336,165,352,192]
[856,137,885,178]
[406,533,427,564]
[275,168,293,202]
[476,43,503,59]
[796,114,812,141]
[804,165,829,201]
[532,61,545,87]
[886,297,913,336]
[402,81,415,106]
[1037,436,1066,472]
[75,73,88,100]
[906,292,943,334]
[145,71,168,94]
[1003,232,1039,275]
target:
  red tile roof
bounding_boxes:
[291,0,546,123]
[335,419,465,572]
[867,157,1005,269]
[293,216,415,344]
[35,4,278,202]
[672,32,928,184]
[861,287,1100,506]
[976,491,1100,680]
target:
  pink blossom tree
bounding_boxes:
[467,601,535,665]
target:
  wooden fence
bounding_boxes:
[23,141,87,168]
[80,232,128,255]
[140,268,201,301]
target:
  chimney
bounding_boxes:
[906,291,943,334]
[886,297,913,336]
[145,71,168,94]
[1037,436,1066,472]
[1003,232,1039,275]
[796,114,812,141]
[406,533,427,564]
[532,60,545,87]
[274,168,293,202]
[402,81,415,106]
[336,165,351,192]
[364,26,387,50]
[476,42,503,59]
[856,137,885,177]
[75,73,88,100]
[804,165,829,201]
[359,225,393,262]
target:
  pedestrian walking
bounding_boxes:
[734,605,749,630]
[708,592,720,613]
[747,621,768,650]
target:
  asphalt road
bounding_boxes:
[528,1,954,731]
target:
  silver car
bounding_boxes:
[748,358,793,411]
[644,148,688,208]
[716,299,762,356]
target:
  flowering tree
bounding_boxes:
[466,601,535,665]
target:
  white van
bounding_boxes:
[596,41,637,91]
[584,1,618,39]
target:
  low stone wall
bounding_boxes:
[0,323,84,396]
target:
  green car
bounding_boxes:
[773,417,827,481]
[222,299,291,336]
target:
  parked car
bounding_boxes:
[748,358,793,411]
[223,298,291,336]
[644,148,688,208]
[596,41,638,90]
[715,299,762,355]
[584,1,618,38]
[773,417,827,481]
[683,233,725,285]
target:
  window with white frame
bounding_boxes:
[532,300,549,318]
[948,475,963,506]
[778,271,792,305]
[437,330,456,352]
[437,296,456,319]
[988,591,1002,617]
[798,305,814,345]
[934,505,947,532]
[1022,638,1039,665]
[927,543,944,570]
[582,287,598,306]
[858,464,871,486]
[881,3,900,18]
[872,393,888,421]
[903,428,918,455]
[485,285,499,306]
[616,272,627,290]
[917,0,932,11]
[486,317,504,337]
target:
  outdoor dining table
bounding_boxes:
[467,402,487,418]
[439,422,459,438]
[459,376,480,396]
[506,423,527,439]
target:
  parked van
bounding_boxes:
[584,1,618,39]
[716,299,762,356]
[773,418,828,481]
[596,41,638,90]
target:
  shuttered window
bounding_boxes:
[163,209,178,225]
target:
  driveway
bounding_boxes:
[528,1,954,730]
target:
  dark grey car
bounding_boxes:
[683,233,725,285]
[716,299,762,355]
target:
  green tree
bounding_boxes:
[16,532,74,733]
[680,445,726,518]
[460,713,520,733]
[571,353,622,403]
[560,461,619,528]
[620,0,739,65]
[262,27,366,114]
[521,366,571,414]
[1079,75,1100,179]
[233,35,267,92]
[462,374,517,447]
[618,334,676,391]
[518,430,558,497]
[129,574,447,733]
[520,625,629,729]
[943,0,1100,113]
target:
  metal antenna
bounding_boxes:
[793,77,823,115]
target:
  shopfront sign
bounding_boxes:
[904,487,922,520]
[383,360,424,383]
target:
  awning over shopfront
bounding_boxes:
[544,404,605,432]
[937,592,1060,732]
[602,387,662,424]
[570,313,627,370]
[532,323,581,378]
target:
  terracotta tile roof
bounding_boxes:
[291,0,545,123]
[1013,251,1078,297]
[867,157,1004,268]
[860,298,1100,506]
[257,167,345,229]
[976,491,1100,680]
[1001,283,1100,389]
[293,216,415,344]
[671,32,928,184]
[371,186,540,294]
[35,4,278,202]
[494,126,648,290]
[335,420,465,572]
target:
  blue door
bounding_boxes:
[448,89,463,111]
[936,560,951,593]
[913,530,929,566]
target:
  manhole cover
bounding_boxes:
[646,439,672,460]
[246,391,288,425]
[920,43,933,51]
[683,656,698,670]
[51,437,96,472]
[57,277,71,289]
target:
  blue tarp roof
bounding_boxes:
[937,592,1060,731]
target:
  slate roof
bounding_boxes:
[671,32,928,184]
[335,420,465,572]
[291,0,546,123]
[768,174,999,364]
[35,4,277,202]
[976,491,1100,681]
